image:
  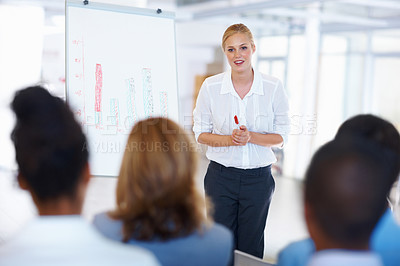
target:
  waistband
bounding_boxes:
[209,160,271,175]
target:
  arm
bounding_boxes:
[231,125,283,148]
[198,132,236,147]
[249,132,283,148]
[193,79,238,148]
[271,81,290,148]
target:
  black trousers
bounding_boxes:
[204,161,275,259]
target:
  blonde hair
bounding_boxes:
[109,117,211,241]
[222,23,255,51]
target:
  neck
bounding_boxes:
[307,210,370,252]
[35,196,83,216]
[231,68,253,85]
[231,68,254,99]
[315,238,370,251]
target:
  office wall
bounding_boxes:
[0,6,45,170]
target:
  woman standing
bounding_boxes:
[193,23,290,258]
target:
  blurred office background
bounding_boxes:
[0,0,400,263]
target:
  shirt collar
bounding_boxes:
[220,68,264,97]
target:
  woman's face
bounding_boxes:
[223,33,255,74]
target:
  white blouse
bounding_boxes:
[193,69,290,169]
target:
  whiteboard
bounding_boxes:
[66,0,179,176]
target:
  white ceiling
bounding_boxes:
[1,0,400,35]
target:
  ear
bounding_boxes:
[252,44,256,54]
[304,200,323,248]
[81,163,91,186]
[304,200,318,240]
[304,200,312,226]
[17,173,29,190]
[305,200,331,251]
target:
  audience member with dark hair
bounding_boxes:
[0,86,159,266]
[335,114,400,188]
[93,117,233,266]
[278,114,400,266]
[305,139,390,265]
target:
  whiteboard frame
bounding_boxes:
[65,0,180,177]
[65,0,177,106]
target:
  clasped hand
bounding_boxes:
[231,125,251,146]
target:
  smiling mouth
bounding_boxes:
[234,60,244,65]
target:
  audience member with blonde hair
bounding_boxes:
[93,117,233,266]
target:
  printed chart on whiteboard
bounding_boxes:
[66,1,179,176]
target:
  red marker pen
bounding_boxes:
[234,115,239,129]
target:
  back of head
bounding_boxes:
[112,117,206,241]
[335,114,400,188]
[305,139,390,248]
[222,23,254,51]
[11,86,88,202]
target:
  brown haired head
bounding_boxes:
[110,117,210,241]
[222,23,255,51]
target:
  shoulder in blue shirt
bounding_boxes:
[277,209,400,266]
[93,212,233,266]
